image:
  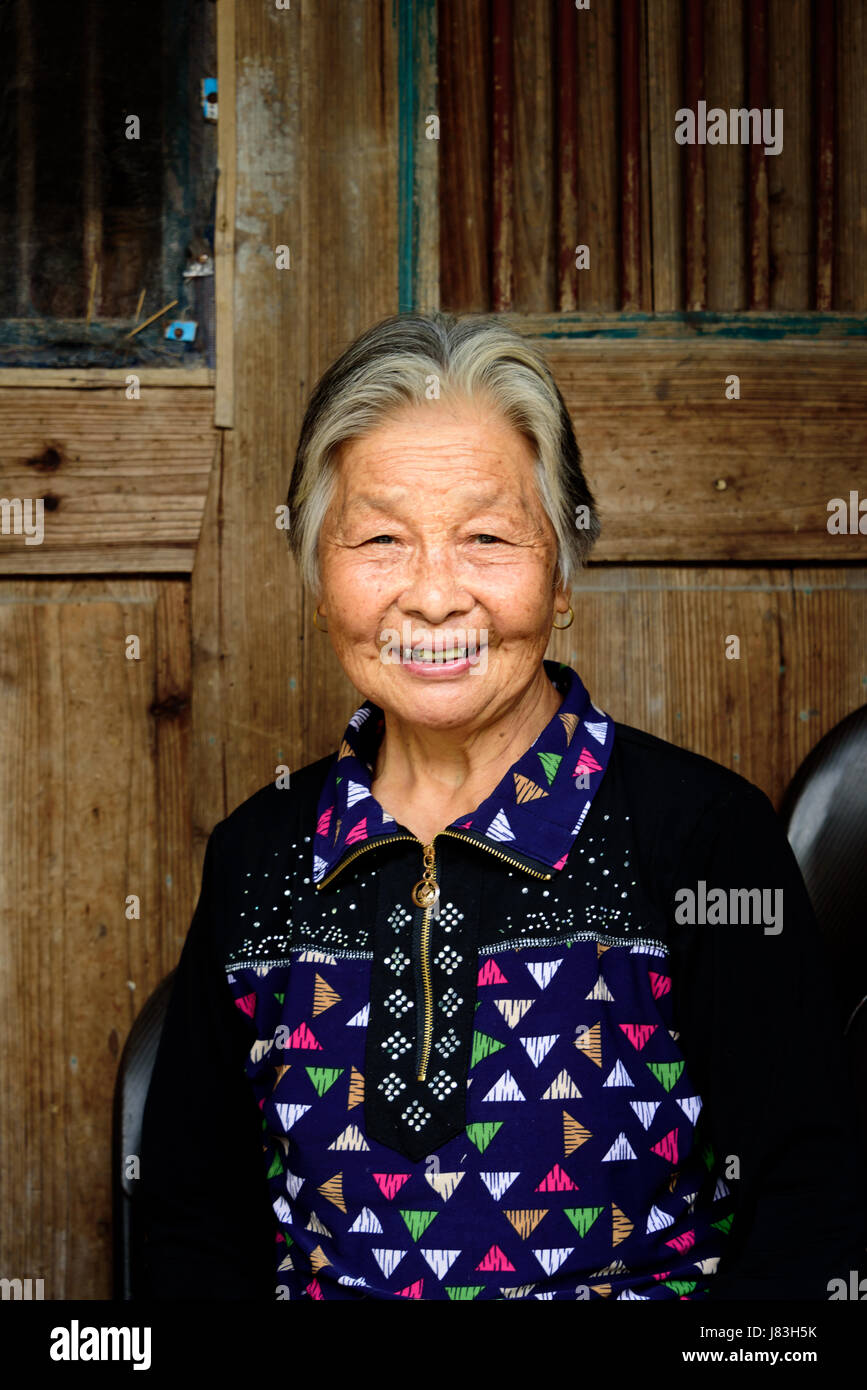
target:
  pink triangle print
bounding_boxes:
[285,1021,322,1050]
[316,806,333,836]
[536,1163,578,1192]
[478,958,508,986]
[234,992,256,1018]
[372,1173,412,1200]
[476,1244,515,1272]
[649,973,671,1000]
[573,747,603,776]
[619,1024,658,1050]
[345,817,369,845]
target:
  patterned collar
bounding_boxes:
[312,658,614,886]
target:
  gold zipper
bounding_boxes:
[315,825,553,1084]
[412,840,440,1081]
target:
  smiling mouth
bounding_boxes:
[403,645,474,662]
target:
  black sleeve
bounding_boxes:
[136,820,278,1299]
[667,781,867,1301]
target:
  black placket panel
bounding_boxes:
[364,836,481,1161]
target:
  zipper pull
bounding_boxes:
[411,840,440,912]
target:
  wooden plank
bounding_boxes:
[836,0,865,310]
[620,0,642,310]
[0,387,216,571]
[491,0,515,311]
[646,0,684,309]
[705,0,746,309]
[813,0,835,310]
[538,337,867,562]
[546,565,867,810]
[684,0,707,309]
[748,0,770,308]
[214,0,236,425]
[556,0,579,311]
[0,578,192,1299]
[576,0,619,309]
[0,368,214,387]
[438,0,490,309]
[513,0,553,310]
[767,0,811,308]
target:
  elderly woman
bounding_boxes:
[139,311,865,1301]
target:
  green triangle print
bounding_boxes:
[306,1066,344,1097]
[663,1278,697,1296]
[400,1209,438,1241]
[266,1150,285,1179]
[712,1213,735,1234]
[646,1060,685,1092]
[564,1206,604,1237]
[446,1286,484,1301]
[466,1121,503,1154]
[537,751,562,785]
[274,992,285,1004]
[471,1030,505,1068]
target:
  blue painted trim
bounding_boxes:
[506,312,867,340]
[397,0,417,312]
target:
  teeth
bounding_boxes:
[411,647,466,661]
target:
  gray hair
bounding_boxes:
[285,310,600,598]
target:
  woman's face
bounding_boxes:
[316,396,571,732]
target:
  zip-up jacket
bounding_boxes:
[138,660,866,1300]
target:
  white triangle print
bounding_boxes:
[696,1256,721,1275]
[601,1132,637,1161]
[617,1287,649,1300]
[629,1100,659,1130]
[328,1123,370,1152]
[584,718,608,745]
[381,810,395,823]
[501,1284,537,1298]
[520,1034,559,1067]
[347,1004,370,1027]
[372,1248,406,1278]
[541,1069,582,1100]
[571,801,591,836]
[602,1060,634,1088]
[586,976,614,1001]
[275,1103,311,1131]
[272,1195,292,1225]
[348,706,371,730]
[481,1070,526,1103]
[420,1248,461,1278]
[313,854,328,879]
[713,1176,731,1201]
[425,1171,464,1202]
[534,1291,555,1300]
[533,1248,574,1275]
[479,1171,520,1201]
[349,1206,383,1234]
[494,999,535,1028]
[646,1204,675,1234]
[486,809,516,842]
[526,959,563,990]
[346,780,371,807]
[677,1095,703,1126]
[306,1211,332,1238]
[285,1170,305,1199]
[337,1275,367,1287]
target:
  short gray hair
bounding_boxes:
[285,310,600,597]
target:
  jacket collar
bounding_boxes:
[312,658,614,885]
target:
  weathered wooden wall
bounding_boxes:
[0,0,863,1301]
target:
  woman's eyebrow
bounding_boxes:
[346,488,509,514]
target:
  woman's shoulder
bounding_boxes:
[608,718,776,833]
[213,750,337,848]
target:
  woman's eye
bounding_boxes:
[363,535,395,544]
[474,533,502,544]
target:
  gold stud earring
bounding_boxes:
[552,605,574,630]
[313,606,328,632]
